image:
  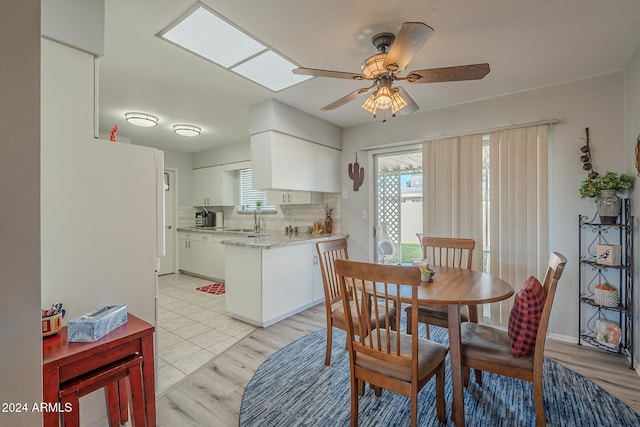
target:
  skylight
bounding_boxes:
[158,2,311,92]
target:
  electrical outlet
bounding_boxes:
[362,210,368,219]
[342,190,348,199]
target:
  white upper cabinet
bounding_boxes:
[266,189,322,205]
[251,131,340,193]
[193,166,238,206]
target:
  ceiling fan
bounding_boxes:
[293,22,490,119]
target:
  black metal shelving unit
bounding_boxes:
[578,198,634,368]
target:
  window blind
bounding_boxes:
[239,169,273,211]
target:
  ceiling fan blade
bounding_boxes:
[383,22,434,73]
[293,67,366,80]
[395,86,419,115]
[406,63,490,83]
[320,85,375,111]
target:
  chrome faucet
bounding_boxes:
[254,209,260,232]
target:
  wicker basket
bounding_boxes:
[594,286,619,307]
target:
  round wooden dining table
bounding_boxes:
[411,265,514,426]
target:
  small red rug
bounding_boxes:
[196,283,225,295]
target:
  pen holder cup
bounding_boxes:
[42,309,65,337]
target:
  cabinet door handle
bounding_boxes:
[282,193,286,203]
[288,193,292,203]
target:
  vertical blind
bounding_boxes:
[423,134,484,272]
[423,125,550,326]
[488,125,549,325]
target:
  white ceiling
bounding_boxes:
[98,0,640,154]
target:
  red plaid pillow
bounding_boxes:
[508,276,545,357]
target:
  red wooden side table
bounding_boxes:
[42,314,156,427]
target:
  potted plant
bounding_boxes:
[579,171,634,224]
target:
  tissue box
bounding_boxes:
[596,244,621,266]
[68,305,128,342]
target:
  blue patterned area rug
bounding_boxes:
[240,326,640,427]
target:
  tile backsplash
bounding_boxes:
[177,194,341,233]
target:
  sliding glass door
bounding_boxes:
[373,149,423,264]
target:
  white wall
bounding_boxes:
[342,72,627,340]
[625,49,640,369]
[0,2,42,426]
[41,0,104,56]
[192,142,251,169]
[41,38,160,427]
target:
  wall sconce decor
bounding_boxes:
[579,127,598,180]
[348,152,364,191]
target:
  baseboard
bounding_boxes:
[547,332,639,376]
[547,332,576,344]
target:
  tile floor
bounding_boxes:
[156,273,257,395]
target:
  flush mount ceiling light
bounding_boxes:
[125,112,159,127]
[173,124,201,137]
[158,2,310,92]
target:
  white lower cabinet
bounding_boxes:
[311,249,324,302]
[178,232,197,274]
[225,242,325,327]
[178,231,225,280]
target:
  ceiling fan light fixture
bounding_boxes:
[125,112,159,127]
[374,84,393,109]
[361,53,388,79]
[173,124,201,137]
[390,91,408,115]
[361,93,377,117]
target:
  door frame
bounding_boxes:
[368,144,423,264]
[160,168,178,275]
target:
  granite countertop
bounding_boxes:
[177,227,346,249]
[177,227,259,236]
[223,232,347,249]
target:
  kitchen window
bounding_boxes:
[239,168,275,211]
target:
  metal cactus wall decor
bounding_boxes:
[348,152,364,191]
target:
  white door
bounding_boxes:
[159,169,176,275]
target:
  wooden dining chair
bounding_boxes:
[460,252,567,427]
[316,238,396,365]
[335,259,448,427]
[405,236,477,338]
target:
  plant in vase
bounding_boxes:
[323,203,334,234]
[420,267,435,282]
[579,171,633,224]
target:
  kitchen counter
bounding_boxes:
[224,233,344,327]
[177,227,347,249]
[222,232,347,249]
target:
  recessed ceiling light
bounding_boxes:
[173,124,201,137]
[158,2,309,92]
[125,112,159,127]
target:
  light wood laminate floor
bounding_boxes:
[157,303,640,426]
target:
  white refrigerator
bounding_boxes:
[40,139,164,328]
